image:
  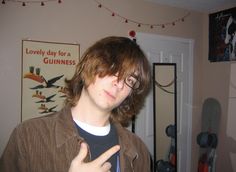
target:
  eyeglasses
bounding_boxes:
[114,74,140,90]
[125,75,141,90]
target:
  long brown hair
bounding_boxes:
[65,36,151,126]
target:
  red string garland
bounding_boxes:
[1,0,62,6]
[93,0,190,29]
[1,0,190,29]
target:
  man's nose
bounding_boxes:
[113,77,125,89]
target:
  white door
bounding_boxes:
[135,32,193,172]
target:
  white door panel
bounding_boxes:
[135,32,193,172]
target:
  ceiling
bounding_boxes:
[146,0,236,13]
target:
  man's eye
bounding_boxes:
[126,77,136,86]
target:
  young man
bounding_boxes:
[0,36,151,172]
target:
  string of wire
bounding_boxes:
[155,78,175,94]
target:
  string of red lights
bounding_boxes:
[1,0,190,29]
[1,0,61,6]
[94,0,191,29]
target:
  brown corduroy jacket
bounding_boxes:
[0,105,151,172]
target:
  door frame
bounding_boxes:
[136,32,194,172]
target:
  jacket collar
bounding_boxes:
[55,105,80,148]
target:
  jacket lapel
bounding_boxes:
[115,123,138,172]
[55,105,79,148]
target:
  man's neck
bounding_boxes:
[71,89,110,127]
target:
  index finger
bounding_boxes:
[94,145,120,165]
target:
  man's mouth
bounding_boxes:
[104,90,116,100]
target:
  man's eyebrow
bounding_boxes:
[130,72,139,77]
[129,74,140,81]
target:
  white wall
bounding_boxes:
[227,64,236,172]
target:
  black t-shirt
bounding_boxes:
[75,123,119,172]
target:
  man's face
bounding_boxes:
[85,74,133,113]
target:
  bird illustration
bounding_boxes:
[58,86,67,98]
[24,66,44,83]
[38,105,58,114]
[30,75,64,89]
[35,94,56,103]
[32,90,46,100]
[58,86,67,94]
[38,104,47,111]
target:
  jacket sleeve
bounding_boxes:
[0,127,28,172]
